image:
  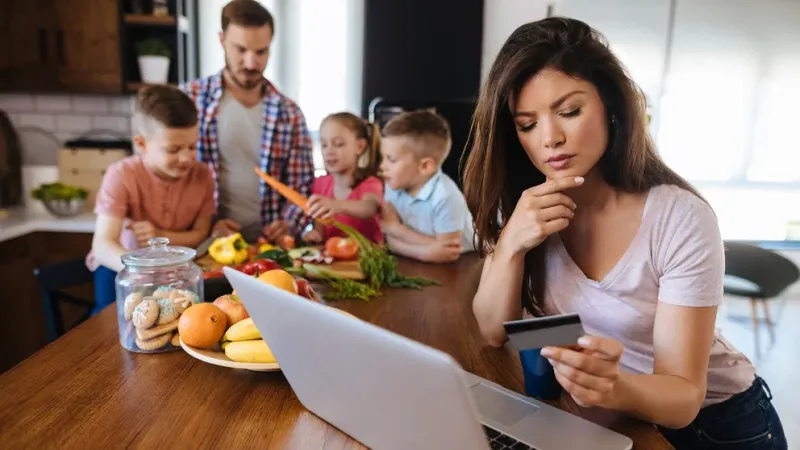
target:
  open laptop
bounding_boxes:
[225,268,633,450]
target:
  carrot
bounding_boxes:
[253,167,332,224]
[254,167,309,210]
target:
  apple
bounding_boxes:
[295,277,321,303]
[213,294,250,325]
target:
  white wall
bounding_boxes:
[481,0,550,83]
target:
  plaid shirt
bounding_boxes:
[181,72,313,235]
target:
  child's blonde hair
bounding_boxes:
[321,112,382,187]
[381,110,452,165]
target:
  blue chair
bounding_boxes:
[723,242,800,357]
[34,258,95,342]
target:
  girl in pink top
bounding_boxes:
[463,18,786,450]
[303,112,384,244]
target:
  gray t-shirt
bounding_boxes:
[216,93,263,241]
[540,184,755,406]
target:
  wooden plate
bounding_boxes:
[180,338,280,372]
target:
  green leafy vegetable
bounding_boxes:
[31,182,88,201]
[304,265,380,301]
[255,249,293,268]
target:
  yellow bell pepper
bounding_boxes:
[258,242,275,253]
[208,233,250,265]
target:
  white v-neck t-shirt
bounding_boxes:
[541,184,755,406]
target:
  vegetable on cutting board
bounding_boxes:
[208,233,250,265]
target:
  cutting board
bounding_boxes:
[304,260,365,281]
[195,254,366,281]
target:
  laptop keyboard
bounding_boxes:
[483,425,536,450]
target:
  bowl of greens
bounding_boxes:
[31,182,89,217]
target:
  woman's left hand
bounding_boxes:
[541,336,624,408]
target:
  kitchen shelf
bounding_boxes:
[126,82,178,92]
[124,14,177,26]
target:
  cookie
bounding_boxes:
[123,292,144,321]
[136,332,172,351]
[170,331,181,347]
[136,319,179,341]
[169,289,195,314]
[132,298,158,329]
[156,297,180,324]
[152,286,174,299]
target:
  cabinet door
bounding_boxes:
[0,0,58,92]
[53,0,122,94]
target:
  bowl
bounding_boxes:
[42,198,87,217]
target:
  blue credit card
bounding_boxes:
[503,313,585,350]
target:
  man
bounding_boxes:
[182,0,313,242]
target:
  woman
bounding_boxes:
[462,17,786,449]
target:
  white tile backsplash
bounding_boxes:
[35,95,73,113]
[72,96,110,114]
[22,166,59,212]
[0,93,133,166]
[18,113,56,130]
[92,116,131,135]
[0,94,35,113]
[110,97,134,114]
[56,115,93,133]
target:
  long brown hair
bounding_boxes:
[322,112,382,188]
[461,17,702,316]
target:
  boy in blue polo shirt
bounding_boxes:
[379,110,477,263]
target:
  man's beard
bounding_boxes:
[224,61,262,90]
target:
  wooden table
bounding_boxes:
[0,255,672,449]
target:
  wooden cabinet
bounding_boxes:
[0,0,58,91]
[0,0,122,94]
[53,0,122,93]
[0,232,95,374]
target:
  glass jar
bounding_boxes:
[116,237,204,353]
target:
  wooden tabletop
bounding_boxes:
[0,254,672,449]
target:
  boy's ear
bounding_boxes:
[133,135,147,154]
[218,31,225,47]
[419,157,438,175]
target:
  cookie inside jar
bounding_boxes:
[116,237,204,353]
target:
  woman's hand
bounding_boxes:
[541,335,624,408]
[307,195,339,220]
[496,176,583,257]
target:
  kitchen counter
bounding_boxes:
[0,207,95,243]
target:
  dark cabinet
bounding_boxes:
[0,0,122,94]
[0,232,95,374]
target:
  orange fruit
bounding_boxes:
[257,269,298,294]
[178,303,227,349]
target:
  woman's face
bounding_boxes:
[511,69,609,180]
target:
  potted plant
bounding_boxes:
[136,38,171,84]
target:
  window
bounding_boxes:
[559,0,800,241]
[198,0,364,176]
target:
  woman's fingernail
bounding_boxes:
[575,176,585,184]
[578,336,591,347]
[547,358,555,366]
[540,347,553,357]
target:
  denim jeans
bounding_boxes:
[658,376,787,449]
[92,266,117,316]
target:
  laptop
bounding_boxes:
[225,268,633,450]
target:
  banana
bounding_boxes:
[224,339,276,364]
[222,318,261,342]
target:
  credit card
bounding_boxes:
[503,313,584,351]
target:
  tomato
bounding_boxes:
[252,258,282,274]
[238,262,258,276]
[325,237,359,260]
[203,270,224,280]
[279,235,296,250]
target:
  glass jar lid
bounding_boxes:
[121,237,196,268]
